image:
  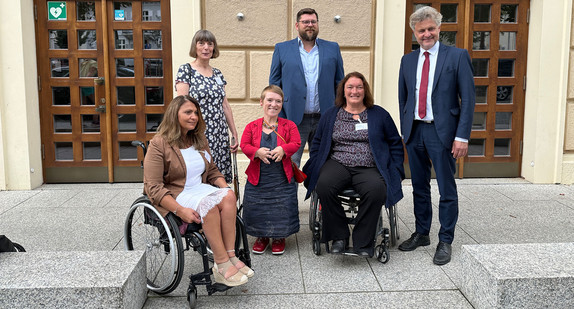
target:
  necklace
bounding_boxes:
[262,120,278,130]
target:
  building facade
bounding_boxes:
[0,0,572,189]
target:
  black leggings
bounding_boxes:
[315,159,387,250]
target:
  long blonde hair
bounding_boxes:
[156,95,208,150]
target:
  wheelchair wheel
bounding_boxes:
[309,191,322,255]
[124,198,184,294]
[309,191,319,232]
[387,204,400,247]
[375,243,390,263]
[187,285,198,309]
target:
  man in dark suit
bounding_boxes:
[397,6,475,265]
[269,8,344,166]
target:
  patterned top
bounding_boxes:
[330,108,375,167]
[175,63,232,183]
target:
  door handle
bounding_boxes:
[95,98,106,112]
[94,77,105,85]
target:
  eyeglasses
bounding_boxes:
[299,20,318,26]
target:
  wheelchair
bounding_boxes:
[124,141,251,308]
[309,188,399,263]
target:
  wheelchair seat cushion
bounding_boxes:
[340,188,360,198]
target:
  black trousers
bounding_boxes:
[315,159,387,251]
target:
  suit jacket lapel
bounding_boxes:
[317,39,324,77]
[409,50,420,102]
[432,44,449,93]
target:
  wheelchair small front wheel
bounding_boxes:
[312,238,321,256]
[375,244,390,264]
[187,285,198,308]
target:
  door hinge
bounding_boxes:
[523,76,526,91]
[34,5,37,20]
[526,9,530,24]
[37,76,41,91]
[41,144,45,160]
[519,140,523,155]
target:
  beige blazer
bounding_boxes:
[143,135,224,217]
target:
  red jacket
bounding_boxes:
[240,117,301,186]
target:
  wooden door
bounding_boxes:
[35,0,172,182]
[405,0,529,177]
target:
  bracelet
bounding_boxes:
[173,206,178,215]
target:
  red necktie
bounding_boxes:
[419,51,430,119]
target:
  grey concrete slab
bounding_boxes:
[106,188,146,208]
[1,180,572,308]
[0,205,126,251]
[457,184,514,202]
[0,251,146,309]
[58,189,120,208]
[14,188,81,209]
[494,183,574,201]
[145,290,472,309]
[371,250,456,291]
[456,200,574,244]
[226,235,304,296]
[0,190,39,214]
[461,243,574,309]
[297,229,382,293]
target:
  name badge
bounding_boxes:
[213,75,224,85]
[355,123,368,130]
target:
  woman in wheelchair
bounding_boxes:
[303,72,405,257]
[143,95,254,287]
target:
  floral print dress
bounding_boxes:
[176,63,232,183]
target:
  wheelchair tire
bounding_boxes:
[387,204,400,247]
[309,191,319,232]
[375,244,390,264]
[124,198,184,294]
[187,285,198,309]
[312,238,321,256]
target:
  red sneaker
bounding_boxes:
[252,237,269,254]
[272,238,286,255]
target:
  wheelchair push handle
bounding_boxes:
[132,140,148,168]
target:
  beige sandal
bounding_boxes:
[212,260,248,287]
[230,256,254,278]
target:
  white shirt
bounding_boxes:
[298,38,320,114]
[415,42,467,143]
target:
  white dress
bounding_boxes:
[176,146,230,222]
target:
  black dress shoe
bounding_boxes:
[398,232,430,251]
[331,240,346,254]
[433,241,452,265]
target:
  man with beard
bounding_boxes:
[269,8,344,167]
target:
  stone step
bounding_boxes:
[460,243,574,309]
[0,251,146,309]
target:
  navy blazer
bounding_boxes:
[398,44,475,149]
[269,38,344,125]
[302,106,405,207]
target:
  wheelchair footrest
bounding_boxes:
[190,271,233,295]
[207,283,233,295]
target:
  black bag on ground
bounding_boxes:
[0,235,18,252]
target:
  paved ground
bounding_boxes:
[1,178,573,308]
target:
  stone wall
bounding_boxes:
[204,0,374,141]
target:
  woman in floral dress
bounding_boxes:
[176,30,238,183]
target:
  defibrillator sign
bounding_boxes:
[48,2,67,21]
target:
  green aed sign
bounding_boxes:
[48,1,67,21]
